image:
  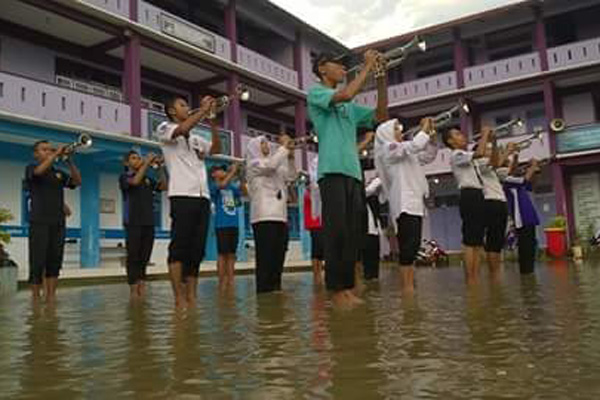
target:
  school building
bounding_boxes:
[0,0,341,277]
[355,0,600,251]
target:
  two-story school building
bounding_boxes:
[0,0,342,277]
[354,0,600,250]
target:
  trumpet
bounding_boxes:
[292,134,318,147]
[188,85,251,119]
[150,156,165,169]
[403,101,471,138]
[473,118,525,142]
[512,129,544,151]
[347,35,427,77]
[58,133,92,161]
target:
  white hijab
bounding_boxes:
[374,119,401,203]
[308,154,321,219]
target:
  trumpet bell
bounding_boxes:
[79,134,92,148]
[417,38,427,52]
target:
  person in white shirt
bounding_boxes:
[442,126,492,283]
[156,94,220,308]
[246,135,297,293]
[374,117,437,291]
[473,140,516,274]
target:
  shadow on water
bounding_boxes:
[3,263,600,398]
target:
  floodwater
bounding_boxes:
[2,262,600,399]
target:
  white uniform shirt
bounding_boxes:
[450,149,483,190]
[247,147,296,224]
[476,158,507,202]
[365,177,382,236]
[380,131,437,220]
[156,121,212,199]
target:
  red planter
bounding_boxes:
[545,228,567,258]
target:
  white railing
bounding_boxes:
[81,0,129,18]
[548,37,600,71]
[0,72,131,134]
[237,46,298,88]
[356,72,458,107]
[464,52,541,88]
[138,1,231,60]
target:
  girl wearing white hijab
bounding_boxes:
[374,118,437,289]
[246,135,296,293]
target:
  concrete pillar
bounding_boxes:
[124,33,142,137]
[80,158,100,268]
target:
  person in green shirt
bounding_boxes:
[308,50,388,308]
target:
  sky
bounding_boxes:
[269,0,525,48]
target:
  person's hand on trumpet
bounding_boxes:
[364,49,382,74]
[420,117,436,137]
[279,134,294,151]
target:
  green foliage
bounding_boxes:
[546,215,567,230]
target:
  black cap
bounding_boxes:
[312,52,351,78]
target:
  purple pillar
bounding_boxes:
[295,101,308,169]
[124,34,142,137]
[543,80,568,223]
[533,5,549,71]
[453,28,467,89]
[225,0,237,62]
[129,0,138,21]
[228,74,242,156]
[294,30,305,90]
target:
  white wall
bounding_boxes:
[0,159,26,225]
[563,93,596,126]
[0,36,55,83]
[99,173,123,229]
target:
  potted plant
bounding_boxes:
[0,209,18,296]
[544,215,567,258]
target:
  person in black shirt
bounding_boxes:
[120,150,167,300]
[26,140,81,302]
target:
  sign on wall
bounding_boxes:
[571,172,600,235]
[160,13,216,53]
[557,125,600,153]
[147,111,233,156]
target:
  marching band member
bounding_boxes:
[25,140,81,302]
[308,49,388,308]
[504,155,541,274]
[473,140,516,274]
[374,118,437,291]
[303,155,324,285]
[120,150,167,300]
[362,175,383,281]
[442,126,492,283]
[157,94,220,308]
[246,135,297,294]
[209,163,247,291]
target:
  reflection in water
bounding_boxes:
[2,264,600,398]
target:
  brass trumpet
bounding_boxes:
[513,129,544,151]
[347,35,427,77]
[188,85,250,119]
[57,133,92,161]
[403,100,470,138]
[292,134,318,147]
[550,118,565,132]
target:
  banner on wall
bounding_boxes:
[571,172,600,236]
[147,111,233,156]
[557,124,600,153]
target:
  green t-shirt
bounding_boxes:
[307,84,375,181]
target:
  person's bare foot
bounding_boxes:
[331,290,353,309]
[346,290,365,306]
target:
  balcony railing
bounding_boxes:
[138,1,232,60]
[548,37,600,71]
[464,52,541,88]
[81,0,129,18]
[356,72,458,107]
[0,72,131,134]
[237,46,298,88]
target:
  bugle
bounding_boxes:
[403,100,470,138]
[58,133,92,161]
[188,85,250,119]
[550,118,565,132]
[347,35,427,77]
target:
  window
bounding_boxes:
[42,92,46,107]
[21,87,26,102]
[0,82,4,98]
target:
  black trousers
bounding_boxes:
[396,213,422,265]
[125,225,155,285]
[362,234,380,280]
[168,197,210,279]
[252,221,288,293]
[28,223,65,284]
[319,174,364,291]
[517,225,537,274]
[483,200,508,253]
